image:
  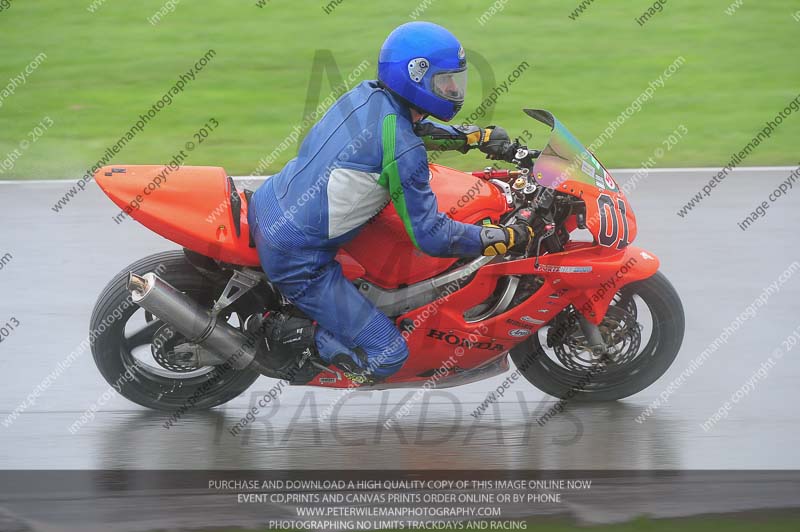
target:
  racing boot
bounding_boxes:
[244,312,322,383]
[329,351,380,387]
[315,329,380,386]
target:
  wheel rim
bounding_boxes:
[527,285,664,394]
[117,287,247,385]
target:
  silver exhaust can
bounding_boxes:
[127,272,257,370]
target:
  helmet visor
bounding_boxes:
[431,69,467,103]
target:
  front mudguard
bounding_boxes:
[533,245,660,324]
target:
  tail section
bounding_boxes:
[94,165,259,266]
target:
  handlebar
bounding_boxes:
[498,141,522,163]
[471,139,541,181]
[470,168,523,180]
[496,140,541,165]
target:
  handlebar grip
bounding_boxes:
[499,141,519,163]
[514,206,535,226]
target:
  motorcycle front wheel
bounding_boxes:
[510,270,685,402]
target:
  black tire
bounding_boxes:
[510,270,685,402]
[90,250,260,411]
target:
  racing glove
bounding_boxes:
[413,121,511,157]
[475,125,512,160]
[479,223,534,256]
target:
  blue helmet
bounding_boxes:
[378,22,467,122]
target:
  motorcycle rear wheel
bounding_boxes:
[90,250,261,412]
[510,270,684,402]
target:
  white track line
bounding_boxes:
[610,166,798,173]
[0,166,797,185]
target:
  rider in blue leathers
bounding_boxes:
[248,22,533,384]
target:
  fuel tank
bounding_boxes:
[342,163,509,288]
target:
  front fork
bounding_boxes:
[578,315,608,357]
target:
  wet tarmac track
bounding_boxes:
[0,167,799,529]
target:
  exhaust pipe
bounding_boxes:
[126,272,257,370]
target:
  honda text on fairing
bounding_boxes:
[90,109,684,410]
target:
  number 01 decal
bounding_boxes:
[597,194,630,249]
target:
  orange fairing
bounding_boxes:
[384,244,659,381]
[526,109,637,250]
[94,165,260,266]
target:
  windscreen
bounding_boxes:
[527,109,618,193]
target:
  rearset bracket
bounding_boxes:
[211,269,262,316]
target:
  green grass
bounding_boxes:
[0,0,798,179]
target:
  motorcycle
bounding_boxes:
[91,109,684,411]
